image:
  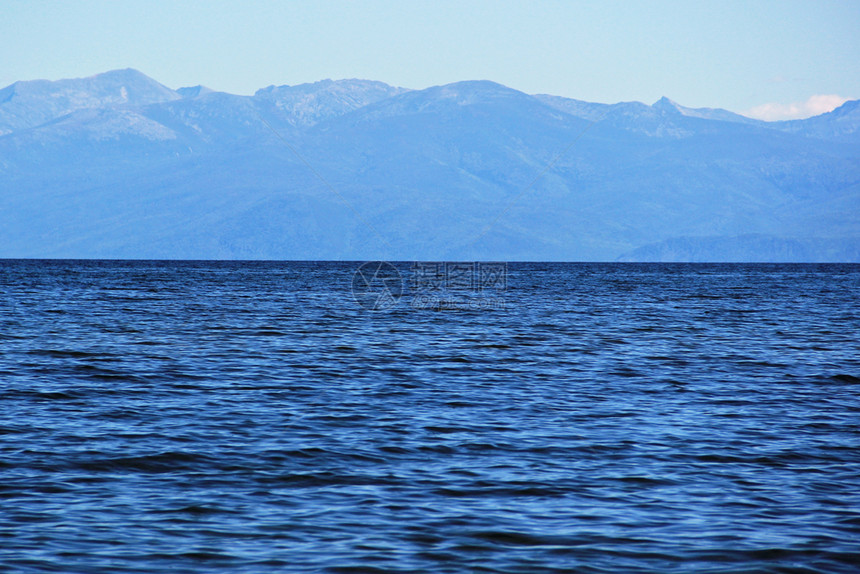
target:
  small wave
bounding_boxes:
[435,485,568,498]
[74,451,214,473]
[470,530,571,547]
[0,389,83,401]
[25,348,103,359]
[151,504,237,516]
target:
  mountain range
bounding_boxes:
[1,68,858,261]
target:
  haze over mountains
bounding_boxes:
[1,69,858,261]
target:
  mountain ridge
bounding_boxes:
[1,69,858,261]
[0,69,180,135]
[4,68,857,134]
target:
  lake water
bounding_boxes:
[1,260,859,573]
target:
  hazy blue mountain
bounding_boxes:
[254,79,408,127]
[651,96,765,125]
[772,99,860,143]
[535,94,762,126]
[1,69,858,261]
[617,234,860,262]
[0,68,180,135]
[176,85,215,99]
[532,94,611,121]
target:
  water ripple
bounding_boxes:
[0,261,858,572]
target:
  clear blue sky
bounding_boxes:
[2,0,858,118]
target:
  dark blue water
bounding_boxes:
[1,261,859,573]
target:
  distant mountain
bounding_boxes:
[772,99,860,143]
[532,94,610,121]
[651,96,765,125]
[535,94,763,127]
[254,79,408,127]
[0,68,179,135]
[176,85,214,99]
[617,234,860,262]
[0,69,858,261]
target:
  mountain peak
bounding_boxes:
[407,80,532,107]
[253,78,407,127]
[176,85,214,99]
[649,96,764,126]
[82,68,179,99]
[255,78,402,98]
[652,96,682,112]
[0,68,180,133]
[440,79,511,91]
[92,68,153,82]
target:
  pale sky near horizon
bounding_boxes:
[2,0,858,120]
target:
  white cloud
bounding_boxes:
[743,94,850,121]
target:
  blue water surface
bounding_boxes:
[1,261,859,573]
